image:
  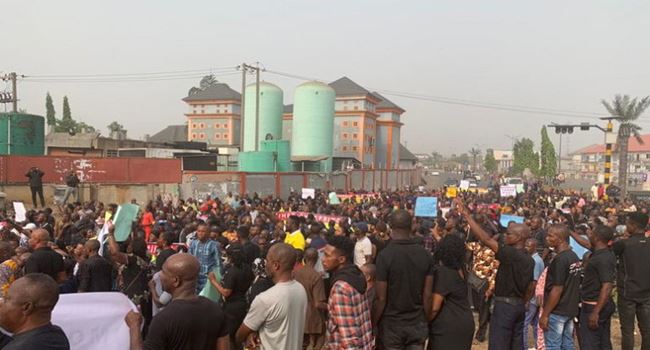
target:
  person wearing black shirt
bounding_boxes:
[62,170,80,205]
[374,210,434,349]
[0,273,70,350]
[612,212,650,350]
[457,199,535,350]
[208,243,254,346]
[25,167,45,208]
[125,253,229,350]
[238,227,260,266]
[578,225,616,350]
[540,224,581,350]
[78,240,113,292]
[25,229,65,283]
[155,232,176,271]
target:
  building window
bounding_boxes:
[354,106,359,110]
[106,149,118,158]
[343,106,348,111]
[201,110,205,114]
[200,104,205,108]
[353,133,358,139]
[342,132,349,139]
[214,123,220,129]
[215,133,221,139]
[343,121,349,127]
[342,146,348,151]
[199,133,206,139]
[353,121,358,127]
[223,133,229,139]
[191,133,197,139]
[199,123,205,129]
[193,109,197,114]
[352,146,358,151]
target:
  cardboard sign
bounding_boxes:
[414,197,438,217]
[500,185,517,198]
[276,211,343,224]
[446,186,458,198]
[459,180,470,191]
[113,204,139,242]
[302,188,315,199]
[570,235,589,259]
[328,192,340,205]
[499,214,525,227]
[13,202,26,222]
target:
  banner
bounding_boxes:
[499,214,525,227]
[459,180,470,191]
[52,292,136,350]
[147,243,187,255]
[13,202,26,222]
[500,185,517,198]
[276,211,343,223]
[446,186,458,198]
[301,188,315,199]
[415,197,438,217]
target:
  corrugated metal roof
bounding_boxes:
[149,125,188,143]
[372,92,404,112]
[182,83,241,102]
[399,143,417,160]
[329,77,372,97]
[571,134,650,155]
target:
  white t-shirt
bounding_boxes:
[354,236,373,268]
[243,280,307,350]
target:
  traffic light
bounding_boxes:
[554,126,574,134]
[580,122,590,131]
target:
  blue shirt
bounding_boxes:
[530,252,545,304]
[189,239,222,278]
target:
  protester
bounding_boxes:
[0,273,70,349]
[236,243,308,349]
[458,198,535,350]
[612,212,650,350]
[285,216,306,251]
[353,222,373,268]
[295,247,327,350]
[322,235,374,350]
[25,166,45,208]
[77,239,112,292]
[188,223,222,293]
[24,229,65,283]
[125,253,230,350]
[62,171,80,205]
[523,238,545,349]
[373,209,433,349]
[540,224,581,350]
[428,234,474,349]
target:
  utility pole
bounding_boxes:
[557,133,562,173]
[0,72,20,112]
[239,64,247,151]
[254,62,260,151]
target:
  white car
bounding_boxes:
[431,171,440,176]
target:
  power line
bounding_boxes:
[21,71,240,83]
[26,66,238,78]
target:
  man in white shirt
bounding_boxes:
[354,223,373,268]
[236,243,307,349]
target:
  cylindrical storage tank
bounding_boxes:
[0,113,45,155]
[291,81,335,172]
[261,140,291,172]
[238,151,275,172]
[243,82,283,152]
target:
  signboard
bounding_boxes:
[499,214,525,227]
[13,202,26,222]
[113,204,140,242]
[301,188,315,199]
[459,180,470,191]
[276,211,343,224]
[446,186,458,198]
[414,197,438,217]
[500,185,517,198]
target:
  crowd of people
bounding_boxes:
[0,180,649,350]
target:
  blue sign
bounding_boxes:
[570,236,590,259]
[499,214,525,228]
[415,197,438,217]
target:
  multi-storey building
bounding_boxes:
[183,83,241,148]
[571,134,650,183]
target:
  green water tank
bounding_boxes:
[291,81,335,172]
[243,82,284,152]
[0,113,45,155]
[261,140,291,172]
[238,151,275,172]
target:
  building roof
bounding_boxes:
[329,77,372,97]
[399,143,417,161]
[149,125,188,143]
[571,134,650,155]
[283,104,293,113]
[372,92,405,113]
[182,83,241,102]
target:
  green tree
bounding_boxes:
[45,92,56,126]
[539,126,557,178]
[62,96,71,121]
[512,138,539,175]
[484,149,497,173]
[188,74,220,96]
[108,121,127,139]
[602,95,650,195]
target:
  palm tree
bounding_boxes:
[188,75,219,96]
[602,94,650,195]
[469,148,482,171]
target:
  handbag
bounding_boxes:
[466,269,487,292]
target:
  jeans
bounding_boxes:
[618,295,650,350]
[380,321,428,350]
[30,186,45,207]
[544,313,574,350]
[523,302,539,349]
[579,300,614,350]
[62,186,78,204]
[489,300,526,350]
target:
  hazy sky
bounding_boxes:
[3,0,650,156]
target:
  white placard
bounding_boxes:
[459,180,470,191]
[500,185,517,197]
[52,292,137,350]
[13,202,26,222]
[302,188,315,199]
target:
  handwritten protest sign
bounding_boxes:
[499,214,525,227]
[415,197,438,217]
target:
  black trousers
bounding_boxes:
[489,300,525,350]
[618,295,650,350]
[30,186,45,207]
[472,288,491,340]
[579,300,615,350]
